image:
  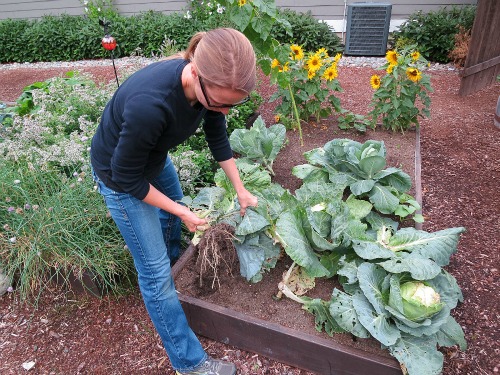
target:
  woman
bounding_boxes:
[90,28,257,375]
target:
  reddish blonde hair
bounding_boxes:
[182,28,256,94]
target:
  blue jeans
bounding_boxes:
[92,157,207,372]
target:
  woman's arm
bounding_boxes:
[142,184,206,232]
[218,158,258,216]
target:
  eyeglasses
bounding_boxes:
[198,76,250,108]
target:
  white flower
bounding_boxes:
[13,180,21,184]
[184,10,192,19]
[9,237,16,243]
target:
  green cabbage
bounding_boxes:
[400,281,444,321]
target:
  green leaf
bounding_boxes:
[276,209,329,277]
[235,232,280,282]
[345,195,373,220]
[378,252,442,280]
[350,179,375,195]
[329,289,371,338]
[352,292,400,346]
[389,334,444,375]
[302,297,346,335]
[385,227,466,266]
[228,3,253,31]
[235,208,270,236]
[368,183,400,214]
[357,263,389,315]
[358,155,386,177]
[436,316,467,351]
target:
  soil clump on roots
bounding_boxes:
[195,223,238,294]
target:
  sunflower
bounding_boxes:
[238,0,246,6]
[307,69,316,80]
[290,44,304,60]
[279,62,290,72]
[406,68,422,82]
[316,47,329,58]
[411,51,420,61]
[334,53,342,62]
[386,64,395,74]
[386,50,398,65]
[370,75,381,89]
[306,54,322,72]
[274,114,281,123]
[323,65,338,81]
[271,59,280,69]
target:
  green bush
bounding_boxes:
[393,5,476,63]
[0,11,199,63]
[271,9,342,55]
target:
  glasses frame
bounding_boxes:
[198,76,250,109]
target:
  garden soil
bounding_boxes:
[0,61,498,375]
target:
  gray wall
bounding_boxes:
[0,0,477,25]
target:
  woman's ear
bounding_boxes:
[190,63,198,79]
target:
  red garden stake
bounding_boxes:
[99,19,120,88]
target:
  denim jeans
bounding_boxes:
[92,157,207,372]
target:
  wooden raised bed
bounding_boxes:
[170,129,422,374]
[172,245,402,375]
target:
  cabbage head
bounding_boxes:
[400,281,444,321]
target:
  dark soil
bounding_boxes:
[0,61,499,375]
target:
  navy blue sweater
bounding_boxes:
[90,59,232,200]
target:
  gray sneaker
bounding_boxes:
[175,357,237,375]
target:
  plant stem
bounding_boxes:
[288,84,303,146]
[275,261,296,299]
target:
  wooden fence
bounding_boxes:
[459,0,500,96]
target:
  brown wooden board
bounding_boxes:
[172,248,402,375]
[459,0,500,96]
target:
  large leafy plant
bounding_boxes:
[293,138,423,222]
[189,117,466,374]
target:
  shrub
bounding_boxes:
[448,26,471,68]
[271,9,342,55]
[393,5,476,63]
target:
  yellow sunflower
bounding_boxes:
[406,68,422,82]
[274,114,281,123]
[386,64,395,74]
[334,53,342,62]
[279,62,290,72]
[411,51,420,61]
[370,75,381,89]
[316,47,329,58]
[271,59,280,69]
[290,44,304,60]
[386,50,398,65]
[238,0,246,6]
[323,65,338,81]
[307,69,316,80]
[306,54,322,72]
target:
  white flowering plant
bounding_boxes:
[1,72,111,174]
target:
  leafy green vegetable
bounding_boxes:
[188,116,467,374]
[229,116,286,175]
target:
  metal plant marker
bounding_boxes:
[99,19,120,88]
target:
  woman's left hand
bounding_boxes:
[237,188,258,216]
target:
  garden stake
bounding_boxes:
[100,19,120,88]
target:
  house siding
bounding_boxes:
[0,0,477,27]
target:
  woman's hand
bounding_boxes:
[143,184,207,232]
[178,207,208,232]
[237,188,258,216]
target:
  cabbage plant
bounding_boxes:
[188,118,466,374]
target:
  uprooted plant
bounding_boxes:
[187,116,466,375]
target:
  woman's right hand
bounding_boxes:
[178,207,207,232]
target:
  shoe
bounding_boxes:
[175,357,237,375]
